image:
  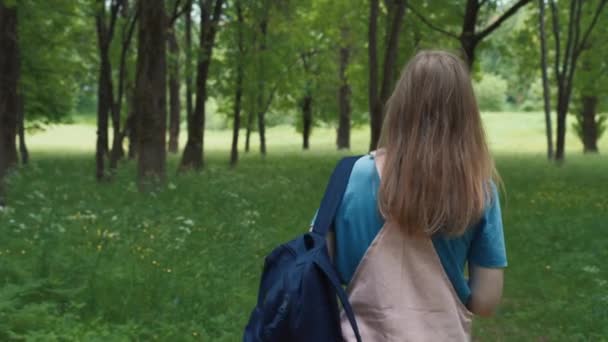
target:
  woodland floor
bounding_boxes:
[1,112,607,341]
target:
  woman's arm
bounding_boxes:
[467,264,504,317]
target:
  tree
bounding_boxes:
[135,0,167,187]
[109,0,138,171]
[230,0,245,167]
[572,21,608,153]
[538,0,553,159]
[167,0,188,153]
[0,1,20,204]
[408,0,532,68]
[255,2,269,155]
[94,0,122,181]
[368,0,407,151]
[185,0,194,134]
[180,0,224,171]
[547,0,606,161]
[337,26,351,150]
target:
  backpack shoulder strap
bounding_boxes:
[312,156,361,236]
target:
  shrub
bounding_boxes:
[473,73,508,112]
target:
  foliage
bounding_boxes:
[18,0,96,125]
[473,73,508,112]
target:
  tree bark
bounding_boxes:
[0,3,19,203]
[110,3,137,170]
[230,1,244,167]
[379,0,406,104]
[369,0,406,151]
[459,0,480,68]
[245,111,253,152]
[580,95,598,153]
[180,0,224,171]
[538,0,553,159]
[368,0,380,151]
[126,81,137,159]
[256,16,268,156]
[17,92,28,165]
[337,27,351,150]
[135,0,167,188]
[95,37,112,181]
[168,28,181,153]
[95,0,121,181]
[301,93,312,150]
[184,0,193,148]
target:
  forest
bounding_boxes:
[0,0,607,340]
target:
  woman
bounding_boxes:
[333,51,507,341]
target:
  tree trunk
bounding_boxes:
[301,93,312,150]
[110,4,136,170]
[368,0,406,150]
[168,28,181,153]
[135,0,167,188]
[368,0,380,151]
[126,81,137,159]
[0,3,19,202]
[256,17,268,156]
[538,0,553,159]
[180,0,224,171]
[230,1,244,167]
[17,92,28,165]
[337,28,351,150]
[554,91,568,162]
[460,0,480,69]
[184,1,193,148]
[95,0,121,180]
[581,95,598,153]
[378,0,406,104]
[95,46,112,181]
[245,111,253,152]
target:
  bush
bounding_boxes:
[473,73,508,112]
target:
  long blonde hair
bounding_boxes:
[378,50,498,236]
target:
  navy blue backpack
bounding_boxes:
[244,156,363,342]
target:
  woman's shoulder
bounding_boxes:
[349,154,378,184]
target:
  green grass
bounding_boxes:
[1,112,608,340]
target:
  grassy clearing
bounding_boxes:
[1,112,607,340]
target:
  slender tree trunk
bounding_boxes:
[554,92,568,161]
[337,28,351,150]
[17,92,28,165]
[110,5,136,170]
[168,28,181,153]
[0,3,19,205]
[369,0,406,150]
[95,48,112,181]
[135,0,167,188]
[126,81,137,159]
[460,0,480,68]
[378,0,406,104]
[580,95,598,153]
[230,1,244,167]
[301,93,313,150]
[538,0,553,159]
[245,111,253,152]
[256,17,268,156]
[180,0,224,171]
[368,0,380,151]
[185,1,193,148]
[95,0,121,180]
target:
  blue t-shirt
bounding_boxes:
[331,155,507,305]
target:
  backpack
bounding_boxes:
[244,156,363,342]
